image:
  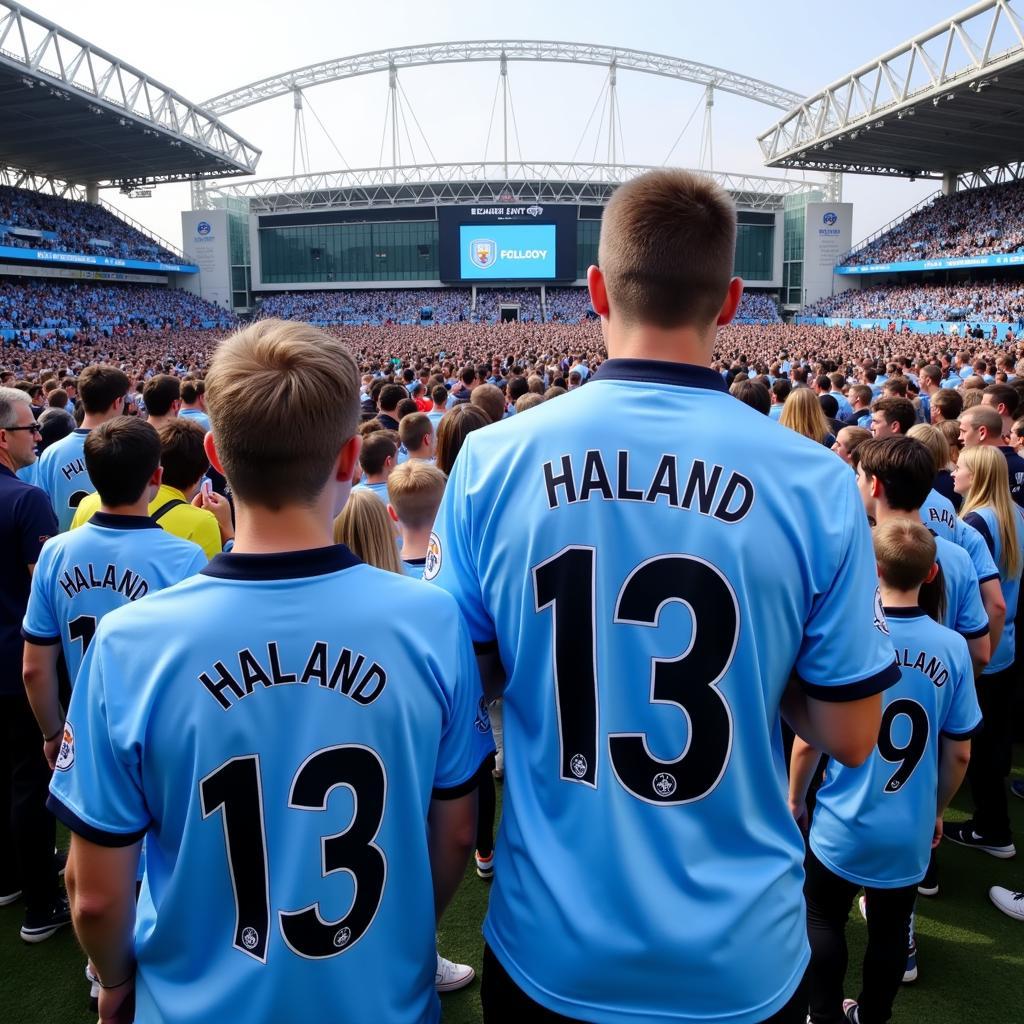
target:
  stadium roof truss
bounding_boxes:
[0,0,260,187]
[757,0,1024,179]
[196,162,822,214]
[202,41,805,117]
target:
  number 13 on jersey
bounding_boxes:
[533,546,739,805]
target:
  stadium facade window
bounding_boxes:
[577,220,601,278]
[734,224,773,281]
[259,221,439,283]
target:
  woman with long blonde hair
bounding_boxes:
[949,444,1024,856]
[778,387,834,447]
[333,487,404,575]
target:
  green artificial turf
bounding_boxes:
[2,760,1022,1023]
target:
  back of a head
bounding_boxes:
[933,389,963,420]
[333,488,403,574]
[144,374,181,417]
[47,388,68,410]
[730,379,770,416]
[387,460,447,531]
[779,386,828,444]
[359,431,398,476]
[598,168,736,329]
[515,393,545,414]
[180,379,204,406]
[872,518,936,594]
[379,383,407,414]
[84,416,161,507]
[399,412,433,453]
[396,398,419,420]
[79,364,130,415]
[435,404,490,476]
[431,384,448,406]
[470,383,505,424]
[818,393,839,419]
[157,418,209,491]
[906,423,950,474]
[855,436,934,512]
[204,319,359,509]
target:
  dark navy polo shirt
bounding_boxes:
[0,464,58,696]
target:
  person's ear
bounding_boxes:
[717,278,744,327]
[924,562,939,584]
[386,503,399,524]
[203,431,225,475]
[587,265,609,319]
[335,433,362,484]
[869,473,883,499]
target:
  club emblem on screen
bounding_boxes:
[470,238,497,269]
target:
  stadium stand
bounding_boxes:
[842,180,1024,266]
[0,281,235,340]
[0,186,179,263]
[803,282,1024,325]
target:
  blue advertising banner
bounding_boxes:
[459,224,557,280]
[0,244,198,274]
[835,253,1024,275]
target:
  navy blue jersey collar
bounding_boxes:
[883,606,927,618]
[91,512,160,531]
[592,358,728,392]
[73,427,89,435]
[202,543,361,581]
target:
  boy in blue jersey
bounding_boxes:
[34,365,129,532]
[177,379,211,432]
[22,417,207,767]
[353,430,397,503]
[430,169,896,1024]
[791,520,979,1024]
[852,437,992,675]
[387,460,447,579]
[48,320,491,1024]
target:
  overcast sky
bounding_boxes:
[25,0,979,252]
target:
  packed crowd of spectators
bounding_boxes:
[843,180,1024,266]
[0,186,178,263]
[0,281,235,339]
[803,281,1024,324]
[733,292,781,324]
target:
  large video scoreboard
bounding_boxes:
[438,203,578,283]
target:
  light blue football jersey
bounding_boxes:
[402,557,426,579]
[178,408,211,432]
[22,513,207,684]
[427,410,445,430]
[810,608,981,887]
[934,535,988,639]
[963,505,1024,672]
[34,428,93,532]
[919,495,1000,585]
[352,481,389,504]
[429,359,900,1024]
[48,546,491,1024]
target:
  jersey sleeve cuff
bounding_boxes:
[799,659,901,703]
[46,794,147,848]
[432,754,493,801]
[962,623,990,640]
[21,628,60,645]
[978,573,1000,585]
[942,721,983,740]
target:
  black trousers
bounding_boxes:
[804,850,917,1024]
[0,693,59,916]
[476,753,496,857]
[481,944,808,1024]
[968,665,1016,839]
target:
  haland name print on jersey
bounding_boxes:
[894,647,950,688]
[199,640,388,711]
[58,562,153,601]
[543,449,755,523]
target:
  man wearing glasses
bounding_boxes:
[0,387,67,943]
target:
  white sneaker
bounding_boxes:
[435,953,475,993]
[989,886,1024,922]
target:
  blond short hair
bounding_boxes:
[333,489,403,574]
[205,319,359,508]
[387,460,447,531]
[872,518,936,593]
[906,423,950,474]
